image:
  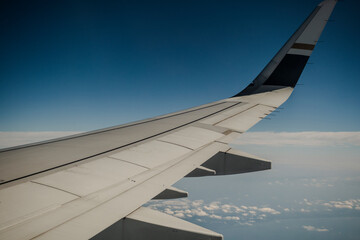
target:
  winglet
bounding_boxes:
[234,0,337,96]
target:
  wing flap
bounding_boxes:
[92,207,223,240]
[185,166,216,177]
[153,186,188,200]
[202,149,271,176]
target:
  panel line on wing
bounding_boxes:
[30,181,81,198]
[212,104,259,126]
[155,139,195,150]
[0,102,243,186]
[107,156,151,170]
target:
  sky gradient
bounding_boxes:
[0,0,359,132]
[0,0,360,239]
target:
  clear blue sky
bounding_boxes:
[0,0,359,132]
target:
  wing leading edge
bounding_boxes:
[0,1,337,239]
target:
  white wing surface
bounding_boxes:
[0,1,337,239]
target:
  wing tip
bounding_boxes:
[318,0,338,7]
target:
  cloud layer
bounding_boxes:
[297,198,360,213]
[146,199,281,226]
[303,225,329,232]
[145,197,360,230]
[234,131,360,147]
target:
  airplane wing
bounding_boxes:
[0,1,337,239]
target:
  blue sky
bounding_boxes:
[0,0,359,131]
[0,0,360,239]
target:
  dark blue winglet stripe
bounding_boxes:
[263,54,309,87]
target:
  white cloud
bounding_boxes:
[192,200,204,207]
[241,222,253,226]
[164,208,174,215]
[300,208,310,213]
[204,202,220,211]
[0,131,82,149]
[184,209,192,214]
[221,204,242,214]
[192,208,208,217]
[303,225,329,232]
[258,207,280,215]
[333,204,353,209]
[234,131,360,147]
[224,216,240,221]
[298,199,360,212]
[304,199,313,206]
[321,200,358,210]
[174,212,185,218]
[209,214,222,220]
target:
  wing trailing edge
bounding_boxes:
[202,149,271,175]
[153,186,188,200]
[185,165,216,177]
[186,148,271,177]
[92,207,223,240]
